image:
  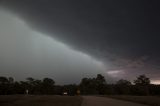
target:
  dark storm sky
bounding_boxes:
[0,0,160,84]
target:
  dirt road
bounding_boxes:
[81,96,148,106]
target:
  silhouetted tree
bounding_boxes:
[1,74,160,96]
[134,75,150,95]
[115,79,131,95]
[134,75,150,86]
[117,79,131,86]
[0,76,9,94]
[80,74,106,95]
[42,78,55,94]
[33,79,43,94]
[13,81,24,94]
[8,77,14,84]
[80,78,98,95]
[7,77,14,94]
[54,85,63,95]
[96,74,106,95]
[0,76,8,84]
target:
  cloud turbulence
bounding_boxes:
[0,0,160,84]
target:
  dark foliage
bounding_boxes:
[0,74,160,96]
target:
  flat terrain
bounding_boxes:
[0,95,82,106]
[1,95,159,106]
[106,95,160,106]
[82,96,148,106]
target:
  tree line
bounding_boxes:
[0,74,160,95]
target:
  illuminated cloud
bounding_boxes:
[106,70,125,78]
[151,80,160,85]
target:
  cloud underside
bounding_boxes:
[0,10,106,84]
[0,0,160,83]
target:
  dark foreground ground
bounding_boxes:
[105,95,160,106]
[1,95,160,106]
[0,95,82,106]
[82,96,148,106]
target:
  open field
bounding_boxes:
[0,95,82,106]
[82,96,147,106]
[105,95,160,106]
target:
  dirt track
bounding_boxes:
[81,96,148,106]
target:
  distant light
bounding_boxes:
[107,70,121,74]
[151,80,160,85]
[106,70,125,78]
[63,92,68,95]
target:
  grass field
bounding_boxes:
[0,95,83,106]
[105,95,160,106]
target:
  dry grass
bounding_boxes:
[105,95,160,106]
[0,95,83,106]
